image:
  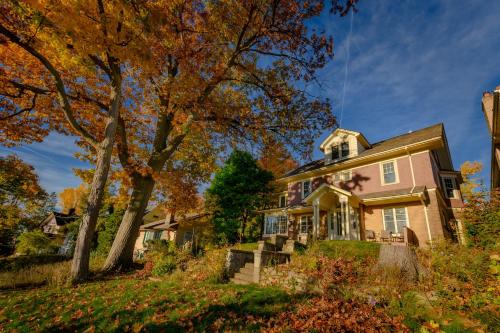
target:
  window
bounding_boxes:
[299,215,313,234]
[383,207,408,233]
[341,170,352,181]
[143,230,162,244]
[331,144,339,160]
[442,177,456,198]
[302,180,311,198]
[277,216,288,234]
[279,195,287,208]
[331,142,349,160]
[382,161,397,184]
[332,171,351,182]
[341,142,350,157]
[264,215,287,235]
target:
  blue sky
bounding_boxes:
[2,0,500,196]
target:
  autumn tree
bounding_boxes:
[460,161,484,202]
[0,155,55,255]
[258,137,299,178]
[59,184,87,215]
[104,0,355,271]
[0,1,154,281]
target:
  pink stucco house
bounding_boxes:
[261,123,464,247]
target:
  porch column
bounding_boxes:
[313,199,320,241]
[340,196,350,240]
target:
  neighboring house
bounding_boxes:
[40,210,78,236]
[261,123,464,247]
[134,211,210,255]
[481,86,500,190]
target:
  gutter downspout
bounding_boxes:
[406,146,416,189]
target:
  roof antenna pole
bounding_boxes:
[339,9,353,128]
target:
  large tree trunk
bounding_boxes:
[71,71,122,282]
[102,176,155,271]
[71,146,113,282]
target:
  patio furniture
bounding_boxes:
[380,230,391,242]
[391,232,404,243]
[365,229,376,241]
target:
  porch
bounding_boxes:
[262,184,419,246]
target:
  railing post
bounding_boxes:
[253,250,262,283]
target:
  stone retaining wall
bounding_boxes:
[225,249,254,277]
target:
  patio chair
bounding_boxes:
[364,229,376,242]
[380,230,391,242]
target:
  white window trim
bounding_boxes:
[299,215,313,235]
[301,179,312,199]
[379,159,400,186]
[441,176,457,199]
[331,169,352,182]
[263,215,288,236]
[382,207,410,233]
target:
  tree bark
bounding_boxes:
[102,175,155,271]
[71,68,122,282]
[71,145,113,282]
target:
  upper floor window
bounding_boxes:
[302,180,311,198]
[381,161,397,184]
[383,207,408,233]
[442,177,457,199]
[333,170,352,182]
[331,141,350,160]
[331,145,339,160]
[279,194,287,208]
[341,142,350,157]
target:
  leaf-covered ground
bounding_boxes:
[0,276,296,332]
[0,241,497,332]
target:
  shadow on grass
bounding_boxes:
[44,284,312,332]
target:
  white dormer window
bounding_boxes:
[320,129,370,165]
[331,142,349,161]
[341,142,350,157]
[302,180,311,198]
[331,144,339,160]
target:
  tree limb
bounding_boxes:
[0,23,99,147]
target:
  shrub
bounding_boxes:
[152,256,177,276]
[16,230,58,255]
[95,210,124,255]
[462,189,500,249]
[142,239,194,277]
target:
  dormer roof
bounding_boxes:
[280,123,446,181]
[319,128,371,152]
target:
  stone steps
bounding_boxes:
[230,262,256,285]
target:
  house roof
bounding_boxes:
[41,211,79,227]
[140,212,210,231]
[282,123,444,179]
[358,186,426,200]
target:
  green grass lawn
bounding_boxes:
[315,240,381,260]
[231,242,258,251]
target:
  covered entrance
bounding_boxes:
[304,184,361,241]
